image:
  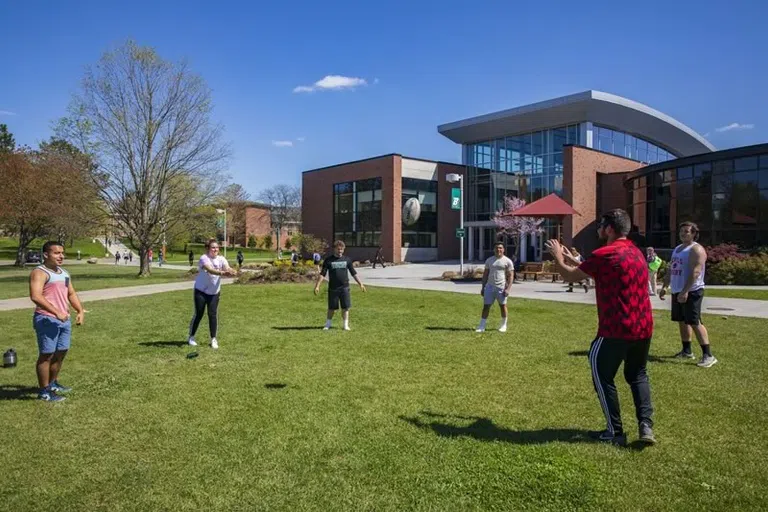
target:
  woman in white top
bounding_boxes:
[188,239,236,349]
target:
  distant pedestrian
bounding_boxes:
[646,247,662,296]
[114,251,120,265]
[373,246,386,269]
[148,248,154,267]
[123,252,129,265]
[188,250,194,267]
[129,252,133,263]
[236,250,244,269]
[312,252,321,270]
[291,250,299,266]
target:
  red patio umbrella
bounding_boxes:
[511,193,580,242]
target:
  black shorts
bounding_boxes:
[328,287,351,310]
[671,289,704,325]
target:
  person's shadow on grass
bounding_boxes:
[400,411,595,445]
[138,341,188,348]
[567,350,676,364]
[0,384,39,401]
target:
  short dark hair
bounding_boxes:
[42,241,63,254]
[334,240,346,249]
[494,242,504,249]
[600,209,631,237]
[205,238,219,248]
[679,221,700,241]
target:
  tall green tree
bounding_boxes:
[0,124,15,153]
[57,40,230,276]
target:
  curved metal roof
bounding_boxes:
[437,90,715,157]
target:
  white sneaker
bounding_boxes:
[475,327,485,333]
[323,324,331,331]
[498,324,507,333]
[343,325,351,331]
[188,337,197,347]
[210,338,219,349]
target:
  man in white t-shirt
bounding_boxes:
[476,242,514,333]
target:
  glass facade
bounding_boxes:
[463,124,678,223]
[333,178,382,247]
[593,125,676,164]
[402,178,437,247]
[626,153,768,249]
[463,124,578,222]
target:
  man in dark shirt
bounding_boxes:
[314,240,366,331]
[546,209,656,447]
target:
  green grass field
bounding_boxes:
[0,237,107,261]
[705,288,768,300]
[1,285,766,511]
[0,264,188,300]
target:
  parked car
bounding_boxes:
[25,250,41,264]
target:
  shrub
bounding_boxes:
[262,234,273,250]
[247,234,258,248]
[707,254,768,285]
[706,243,745,265]
[236,264,319,284]
[293,233,329,258]
[441,271,458,280]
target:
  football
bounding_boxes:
[402,197,421,226]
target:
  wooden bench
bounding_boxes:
[521,263,561,282]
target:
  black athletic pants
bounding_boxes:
[189,289,220,338]
[589,336,653,435]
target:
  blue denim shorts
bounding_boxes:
[33,313,72,354]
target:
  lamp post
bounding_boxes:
[216,208,227,259]
[445,173,464,275]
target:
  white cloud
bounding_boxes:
[293,75,368,93]
[0,110,17,116]
[296,137,306,142]
[272,140,294,148]
[715,122,755,133]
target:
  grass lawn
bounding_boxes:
[705,288,768,300]
[0,237,106,260]
[1,285,766,511]
[0,264,188,300]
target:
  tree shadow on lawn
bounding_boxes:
[425,327,476,332]
[138,340,188,348]
[568,350,677,364]
[0,384,39,401]
[272,326,322,331]
[400,410,648,450]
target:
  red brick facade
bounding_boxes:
[301,155,465,263]
[563,145,645,253]
[244,205,299,250]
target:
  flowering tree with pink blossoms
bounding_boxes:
[492,196,544,255]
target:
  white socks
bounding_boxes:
[343,320,350,331]
[499,318,508,332]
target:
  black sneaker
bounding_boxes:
[588,430,627,447]
[638,422,656,445]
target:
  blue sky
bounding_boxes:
[1,0,766,196]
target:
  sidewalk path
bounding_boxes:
[354,263,768,319]
[0,279,234,312]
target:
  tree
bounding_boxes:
[217,183,250,246]
[247,234,258,248]
[492,196,544,256]
[258,185,301,256]
[0,145,97,265]
[57,40,230,276]
[0,124,15,153]
[293,233,328,257]
[262,234,273,250]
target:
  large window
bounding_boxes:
[626,152,768,249]
[593,125,676,164]
[402,178,437,248]
[333,177,382,247]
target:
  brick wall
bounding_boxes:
[563,146,644,254]
[302,155,398,262]
[244,206,296,250]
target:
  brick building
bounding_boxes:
[302,155,464,263]
[244,203,300,250]
[302,90,766,261]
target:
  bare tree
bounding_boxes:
[57,40,230,276]
[258,184,301,256]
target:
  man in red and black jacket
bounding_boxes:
[546,209,656,447]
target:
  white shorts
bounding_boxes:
[483,285,508,305]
